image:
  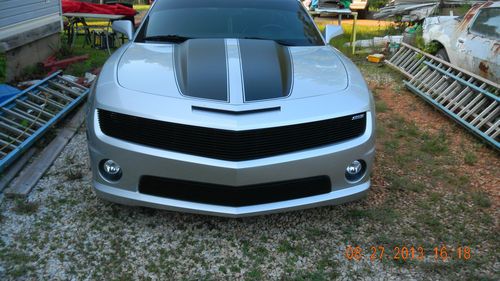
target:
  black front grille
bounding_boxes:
[98,109,366,161]
[139,176,331,207]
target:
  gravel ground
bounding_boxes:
[0,61,498,280]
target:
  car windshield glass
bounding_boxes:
[469,8,500,39]
[135,0,324,46]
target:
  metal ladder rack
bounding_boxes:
[0,71,89,172]
[386,42,499,150]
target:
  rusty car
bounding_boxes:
[422,1,499,83]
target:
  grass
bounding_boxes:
[387,174,426,193]
[375,100,388,113]
[12,199,39,215]
[369,0,390,11]
[464,151,477,165]
[0,249,37,278]
[420,130,449,155]
[321,22,403,56]
[134,4,151,12]
[15,33,110,80]
[60,34,110,77]
[65,168,84,181]
[354,57,497,255]
[471,191,491,208]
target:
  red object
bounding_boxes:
[62,0,137,16]
[43,54,90,73]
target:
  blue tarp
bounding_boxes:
[0,84,20,104]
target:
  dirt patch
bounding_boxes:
[367,74,500,212]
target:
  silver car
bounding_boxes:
[86,0,375,217]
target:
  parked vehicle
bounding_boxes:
[422,1,499,83]
[310,0,370,18]
[87,0,375,217]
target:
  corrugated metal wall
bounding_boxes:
[0,0,61,29]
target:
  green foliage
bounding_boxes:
[464,151,477,165]
[18,63,45,82]
[329,22,402,56]
[457,3,472,16]
[423,41,442,54]
[55,44,74,60]
[134,5,150,11]
[420,130,449,155]
[375,100,388,112]
[414,26,441,54]
[471,191,491,208]
[20,119,29,128]
[369,0,390,11]
[12,199,39,215]
[60,33,110,77]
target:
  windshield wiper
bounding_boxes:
[241,37,295,46]
[142,35,191,43]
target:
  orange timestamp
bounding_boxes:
[344,245,472,262]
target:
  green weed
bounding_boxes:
[12,199,39,215]
[375,100,388,112]
[464,151,477,165]
[421,130,448,155]
[471,191,491,208]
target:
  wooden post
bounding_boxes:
[351,12,357,54]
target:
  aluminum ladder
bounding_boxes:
[386,42,499,150]
[0,71,89,172]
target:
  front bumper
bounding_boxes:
[94,180,370,217]
[88,111,375,217]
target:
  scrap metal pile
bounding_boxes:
[0,72,90,172]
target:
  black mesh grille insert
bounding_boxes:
[139,176,331,207]
[98,109,366,161]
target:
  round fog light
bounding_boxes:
[99,159,122,181]
[345,160,366,182]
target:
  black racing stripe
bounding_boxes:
[239,39,292,102]
[174,39,228,101]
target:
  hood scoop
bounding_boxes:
[192,105,281,115]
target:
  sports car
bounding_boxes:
[86,0,376,217]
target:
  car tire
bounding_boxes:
[435,48,450,62]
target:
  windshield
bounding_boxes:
[135,0,324,46]
[469,8,500,40]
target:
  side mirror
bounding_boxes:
[112,20,134,40]
[324,24,343,43]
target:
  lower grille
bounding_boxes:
[139,176,331,207]
[98,109,366,161]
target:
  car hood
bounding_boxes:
[117,39,348,103]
